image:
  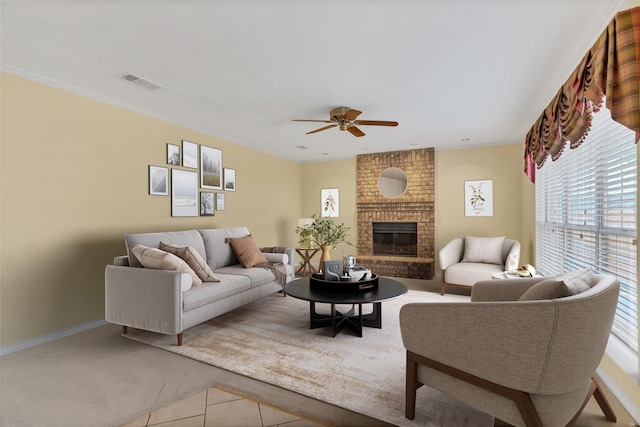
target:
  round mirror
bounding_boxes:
[378,167,407,198]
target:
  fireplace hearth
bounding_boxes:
[372,222,417,257]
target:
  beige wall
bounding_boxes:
[1,72,301,346]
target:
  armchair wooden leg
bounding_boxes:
[440,271,446,295]
[122,325,127,335]
[566,376,616,426]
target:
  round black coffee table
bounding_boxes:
[283,277,407,337]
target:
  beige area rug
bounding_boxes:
[124,289,494,427]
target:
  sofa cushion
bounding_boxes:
[445,262,504,287]
[519,268,593,301]
[125,230,206,268]
[182,275,251,311]
[131,244,202,287]
[159,242,220,282]
[228,235,269,268]
[462,236,505,265]
[198,227,250,270]
[214,265,276,288]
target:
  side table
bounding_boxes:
[295,247,319,276]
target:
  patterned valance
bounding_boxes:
[524,7,640,183]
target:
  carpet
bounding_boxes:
[124,289,494,427]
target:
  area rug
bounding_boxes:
[124,289,493,427]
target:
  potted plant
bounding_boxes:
[296,214,354,267]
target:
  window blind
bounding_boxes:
[536,105,638,352]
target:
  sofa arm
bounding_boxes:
[470,277,547,302]
[105,265,188,335]
[439,238,464,271]
[400,300,558,393]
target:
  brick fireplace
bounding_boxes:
[356,148,435,279]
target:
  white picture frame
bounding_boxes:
[216,193,226,211]
[182,140,198,169]
[200,146,222,189]
[171,169,198,217]
[224,168,236,191]
[465,179,493,216]
[321,188,339,217]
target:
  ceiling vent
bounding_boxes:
[118,72,163,91]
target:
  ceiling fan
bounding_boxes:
[292,107,398,137]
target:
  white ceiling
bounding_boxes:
[1,0,632,163]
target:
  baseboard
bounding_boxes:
[0,319,107,356]
[596,366,640,424]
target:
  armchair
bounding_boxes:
[400,271,619,426]
[439,236,520,295]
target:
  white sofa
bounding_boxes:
[105,227,295,345]
[439,236,520,295]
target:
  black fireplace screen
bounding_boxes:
[372,222,418,257]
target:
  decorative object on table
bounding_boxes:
[149,165,168,196]
[343,255,356,270]
[321,188,339,217]
[200,145,222,189]
[309,272,379,291]
[345,266,371,281]
[223,168,236,191]
[167,143,180,165]
[171,169,198,216]
[322,260,343,281]
[295,214,354,269]
[200,192,215,216]
[215,193,225,211]
[464,179,493,216]
[296,218,314,248]
[516,264,537,277]
[181,140,198,168]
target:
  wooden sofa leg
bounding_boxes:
[177,332,183,346]
[122,326,127,335]
[406,351,421,420]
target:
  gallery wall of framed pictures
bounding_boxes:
[148,139,236,217]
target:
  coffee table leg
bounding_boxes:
[362,302,382,329]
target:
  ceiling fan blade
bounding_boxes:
[292,119,333,123]
[355,120,399,127]
[347,126,365,137]
[343,109,362,121]
[307,124,338,134]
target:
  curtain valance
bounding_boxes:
[524,7,640,183]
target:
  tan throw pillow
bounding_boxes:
[519,268,593,301]
[228,234,269,268]
[462,236,505,265]
[159,242,220,282]
[131,244,202,286]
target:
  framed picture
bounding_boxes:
[200,192,215,216]
[321,188,339,217]
[171,169,198,217]
[167,143,180,166]
[149,165,168,195]
[182,140,198,168]
[224,168,236,191]
[465,179,493,216]
[216,193,226,211]
[200,146,222,189]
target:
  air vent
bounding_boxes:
[117,73,163,91]
[296,145,310,150]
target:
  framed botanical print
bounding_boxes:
[465,180,493,216]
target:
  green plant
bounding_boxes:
[295,214,355,249]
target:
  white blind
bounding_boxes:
[536,105,638,352]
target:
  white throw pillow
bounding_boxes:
[462,236,505,265]
[131,244,202,286]
[262,252,289,265]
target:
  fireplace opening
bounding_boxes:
[372,222,418,257]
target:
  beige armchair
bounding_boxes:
[439,236,520,295]
[400,271,619,426]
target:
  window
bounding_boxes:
[536,105,638,352]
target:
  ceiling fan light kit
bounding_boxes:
[293,107,398,137]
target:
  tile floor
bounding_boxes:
[118,387,329,427]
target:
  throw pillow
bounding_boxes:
[519,268,593,301]
[131,244,202,286]
[462,236,505,265]
[228,234,269,268]
[159,242,220,282]
[262,252,289,265]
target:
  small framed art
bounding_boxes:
[201,145,222,189]
[171,169,198,217]
[182,140,198,169]
[200,192,215,216]
[465,179,493,216]
[224,168,236,191]
[149,165,168,195]
[321,188,339,217]
[167,143,180,166]
[216,193,226,211]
